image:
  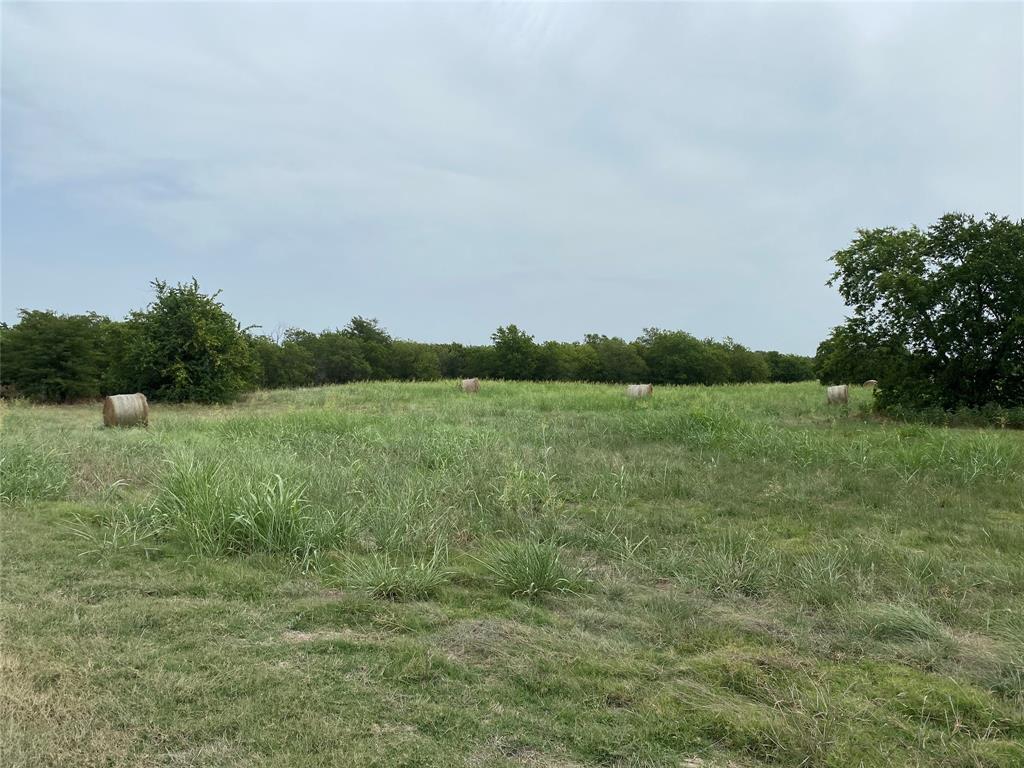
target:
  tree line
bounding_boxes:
[0,279,814,404]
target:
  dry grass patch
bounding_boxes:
[279,628,377,644]
[0,653,134,768]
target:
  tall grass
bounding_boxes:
[683,532,782,598]
[154,454,346,567]
[339,546,451,600]
[857,602,947,643]
[4,381,1024,766]
[0,441,69,503]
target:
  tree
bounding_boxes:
[637,329,729,385]
[583,335,649,383]
[717,338,770,383]
[343,316,393,378]
[761,351,815,383]
[825,213,1023,409]
[121,279,258,403]
[308,331,372,384]
[250,331,316,389]
[389,341,441,380]
[0,310,109,402]
[813,322,898,387]
[491,325,538,380]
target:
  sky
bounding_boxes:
[2,2,1021,354]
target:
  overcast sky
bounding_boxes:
[2,2,1020,354]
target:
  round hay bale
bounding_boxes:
[626,383,653,399]
[103,393,149,427]
[863,379,878,388]
[826,384,849,405]
[461,378,480,393]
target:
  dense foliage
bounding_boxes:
[2,281,258,404]
[116,280,259,403]
[2,280,814,403]
[0,311,111,402]
[817,213,1024,412]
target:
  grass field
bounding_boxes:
[2,380,1023,767]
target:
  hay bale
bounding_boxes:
[826,384,849,405]
[863,379,878,388]
[461,378,480,393]
[626,383,653,399]
[103,393,149,427]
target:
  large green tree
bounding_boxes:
[303,331,371,384]
[760,351,815,383]
[120,280,258,403]
[716,338,770,383]
[249,331,316,389]
[343,317,393,378]
[491,325,538,380]
[824,212,1024,409]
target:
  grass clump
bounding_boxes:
[340,547,450,600]
[66,504,162,559]
[0,442,69,503]
[684,532,781,598]
[154,455,345,566]
[858,602,947,643]
[789,545,855,607]
[476,539,583,600]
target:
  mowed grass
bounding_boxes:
[2,380,1023,767]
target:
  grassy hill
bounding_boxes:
[2,381,1022,766]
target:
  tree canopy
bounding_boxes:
[117,280,259,403]
[818,212,1024,410]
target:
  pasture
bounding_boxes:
[2,381,1023,767]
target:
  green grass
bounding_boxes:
[475,539,583,600]
[2,380,1023,766]
[338,547,451,601]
